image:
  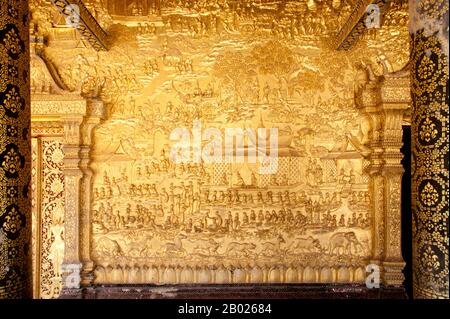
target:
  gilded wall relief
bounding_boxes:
[29,1,411,285]
[87,10,372,285]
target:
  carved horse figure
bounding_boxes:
[164,233,187,255]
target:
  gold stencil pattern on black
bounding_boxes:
[0,0,31,299]
[411,0,449,298]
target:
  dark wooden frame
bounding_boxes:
[60,284,407,299]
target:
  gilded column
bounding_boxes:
[410,0,449,299]
[362,79,385,268]
[79,98,106,286]
[379,70,410,287]
[0,0,31,298]
[61,115,84,291]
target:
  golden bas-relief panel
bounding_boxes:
[29,0,410,285]
[90,43,375,284]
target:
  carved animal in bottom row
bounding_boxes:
[225,242,257,257]
[288,236,322,253]
[328,231,363,255]
[188,238,220,255]
[260,235,286,256]
[95,231,365,258]
[125,238,154,257]
[96,237,123,257]
[164,233,187,255]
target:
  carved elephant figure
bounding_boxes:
[96,237,123,257]
[328,232,361,255]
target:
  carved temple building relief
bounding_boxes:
[27,0,412,291]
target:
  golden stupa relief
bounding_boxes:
[28,0,411,290]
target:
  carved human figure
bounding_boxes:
[236,171,245,186]
[48,223,65,278]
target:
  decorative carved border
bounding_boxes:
[31,122,64,137]
[93,264,368,285]
[49,0,109,51]
[32,96,87,117]
[30,137,65,299]
[334,0,389,51]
